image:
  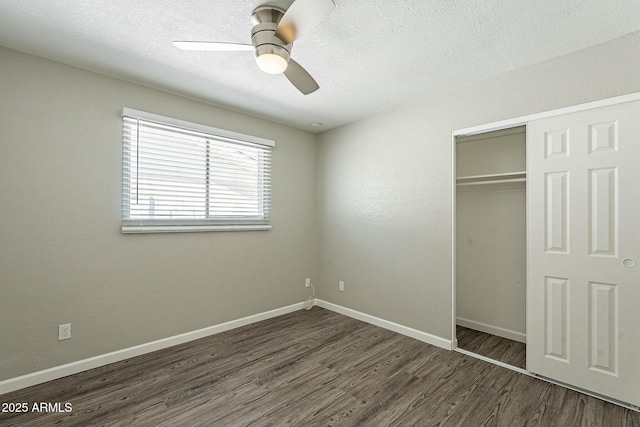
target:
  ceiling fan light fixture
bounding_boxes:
[254,44,290,74]
[256,52,288,74]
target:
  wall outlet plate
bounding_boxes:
[58,323,71,341]
[339,280,344,291]
[305,278,311,288]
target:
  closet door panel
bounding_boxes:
[527,100,640,407]
[588,167,617,257]
[544,171,569,254]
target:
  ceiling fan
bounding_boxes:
[173,0,336,95]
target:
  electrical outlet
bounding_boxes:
[339,280,344,291]
[58,323,71,341]
[305,278,311,288]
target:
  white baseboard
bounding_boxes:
[0,302,305,396]
[456,317,526,343]
[315,299,452,350]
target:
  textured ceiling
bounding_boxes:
[1,0,640,131]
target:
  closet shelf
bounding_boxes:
[456,171,526,186]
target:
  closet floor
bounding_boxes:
[456,325,526,369]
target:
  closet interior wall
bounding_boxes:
[455,126,527,343]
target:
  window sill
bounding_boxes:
[121,224,272,234]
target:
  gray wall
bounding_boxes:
[3,29,640,382]
[0,47,317,380]
[316,31,640,340]
[456,129,526,339]
[456,184,526,337]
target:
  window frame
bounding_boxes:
[121,108,274,234]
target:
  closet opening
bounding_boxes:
[454,125,526,369]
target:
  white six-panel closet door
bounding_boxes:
[526,100,640,407]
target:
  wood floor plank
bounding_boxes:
[1,307,638,427]
[390,358,495,425]
[457,325,527,369]
[443,364,522,426]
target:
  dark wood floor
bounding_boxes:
[1,307,638,426]
[456,325,527,369]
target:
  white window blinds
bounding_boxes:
[121,108,273,233]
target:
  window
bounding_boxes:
[121,108,273,233]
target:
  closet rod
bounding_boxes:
[456,177,526,186]
[456,171,527,186]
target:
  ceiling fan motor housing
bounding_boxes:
[251,6,292,71]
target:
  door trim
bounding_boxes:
[454,91,640,138]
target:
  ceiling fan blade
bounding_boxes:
[275,0,335,43]
[283,58,319,95]
[173,41,253,51]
